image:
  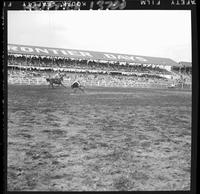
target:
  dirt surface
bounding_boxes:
[7,85,191,191]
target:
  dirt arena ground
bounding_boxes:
[7,85,191,191]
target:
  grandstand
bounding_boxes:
[7,44,191,88]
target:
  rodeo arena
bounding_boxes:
[8,44,192,191]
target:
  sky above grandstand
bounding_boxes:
[8,10,191,62]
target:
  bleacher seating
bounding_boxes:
[7,54,191,88]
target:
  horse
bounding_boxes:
[46,74,66,88]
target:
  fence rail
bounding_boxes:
[8,76,185,89]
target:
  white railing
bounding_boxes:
[8,75,174,88]
[8,77,47,85]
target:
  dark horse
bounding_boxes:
[46,74,66,88]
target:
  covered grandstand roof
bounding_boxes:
[8,44,179,67]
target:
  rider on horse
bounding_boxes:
[46,73,66,88]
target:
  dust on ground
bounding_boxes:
[7,85,191,191]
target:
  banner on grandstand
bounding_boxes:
[8,44,179,66]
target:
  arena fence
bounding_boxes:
[8,76,186,89]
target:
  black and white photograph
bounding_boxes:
[5,0,197,192]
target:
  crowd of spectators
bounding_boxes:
[171,66,192,86]
[8,53,191,88]
[8,67,172,88]
[8,54,172,76]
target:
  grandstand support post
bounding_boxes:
[52,56,54,68]
[25,55,27,65]
[20,62,21,76]
[11,54,14,65]
[25,56,28,75]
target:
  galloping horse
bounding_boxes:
[46,74,66,88]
